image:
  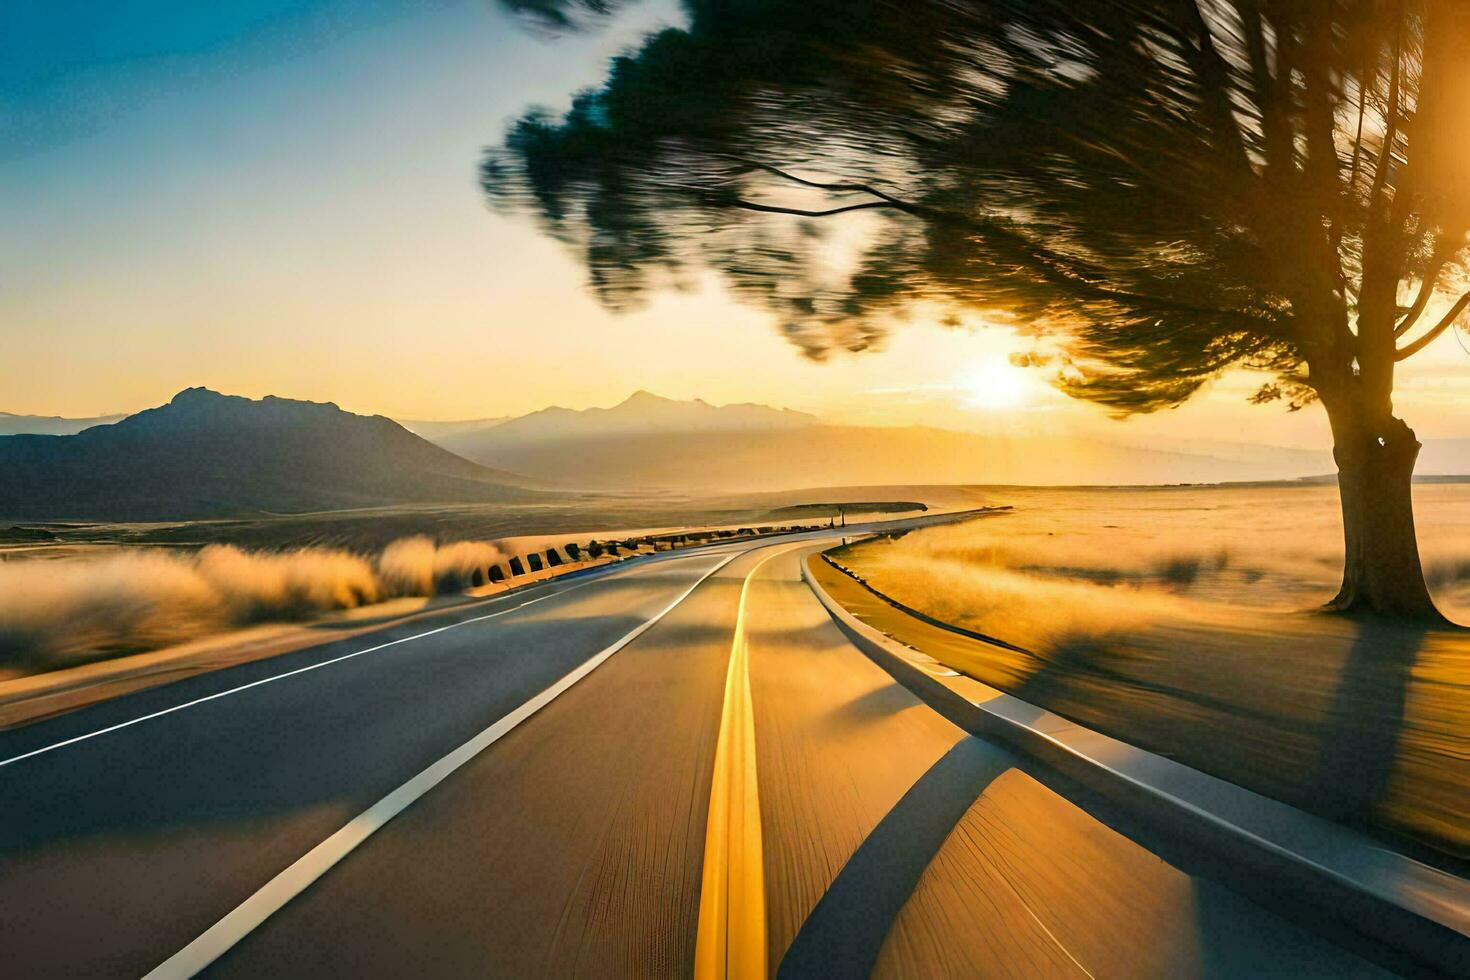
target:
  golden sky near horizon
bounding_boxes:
[4,0,1469,450]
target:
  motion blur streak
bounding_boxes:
[0,536,507,671]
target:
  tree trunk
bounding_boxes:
[1325,413,1445,620]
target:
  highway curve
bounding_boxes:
[0,522,1396,978]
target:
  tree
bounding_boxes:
[486,0,1470,619]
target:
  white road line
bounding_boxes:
[0,554,722,770]
[144,552,741,979]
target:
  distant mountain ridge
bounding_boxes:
[417,391,1380,491]
[437,390,818,455]
[399,416,510,441]
[0,411,125,436]
[441,424,1335,492]
[4,388,1467,516]
[0,388,535,521]
[1418,438,1470,476]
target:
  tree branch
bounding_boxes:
[720,166,1281,331]
[920,205,1285,331]
[720,160,922,217]
[1176,0,1254,179]
[1267,0,1298,167]
[1345,74,1369,196]
[1329,29,1371,259]
[732,199,907,218]
[1236,0,1286,169]
[1299,8,1341,202]
[739,162,909,206]
[1368,11,1404,218]
[1394,242,1454,338]
[1396,291,1470,360]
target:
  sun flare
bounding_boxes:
[962,359,1030,410]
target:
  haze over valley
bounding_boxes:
[12,386,1470,522]
[427,391,1334,491]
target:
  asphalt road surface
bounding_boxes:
[0,525,1397,978]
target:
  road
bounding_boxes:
[0,524,1396,977]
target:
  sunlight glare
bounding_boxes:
[962,359,1030,410]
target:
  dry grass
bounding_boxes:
[0,536,506,675]
[846,483,1470,624]
[832,484,1470,861]
[833,546,1200,654]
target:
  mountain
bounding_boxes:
[426,393,1336,491]
[398,416,509,442]
[0,388,536,521]
[0,411,125,436]
[436,390,818,459]
[1137,435,1332,473]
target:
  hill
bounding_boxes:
[0,388,535,521]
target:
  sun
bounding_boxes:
[961,359,1030,410]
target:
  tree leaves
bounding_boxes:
[486,0,1470,415]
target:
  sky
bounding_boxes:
[3,0,1469,450]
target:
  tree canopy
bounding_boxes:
[486,0,1470,420]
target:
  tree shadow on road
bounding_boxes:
[777,737,1005,979]
[1306,614,1428,826]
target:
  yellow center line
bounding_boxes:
[694,549,793,980]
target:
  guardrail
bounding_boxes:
[802,548,1470,977]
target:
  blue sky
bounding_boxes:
[6,2,429,160]
[2,1,1465,448]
